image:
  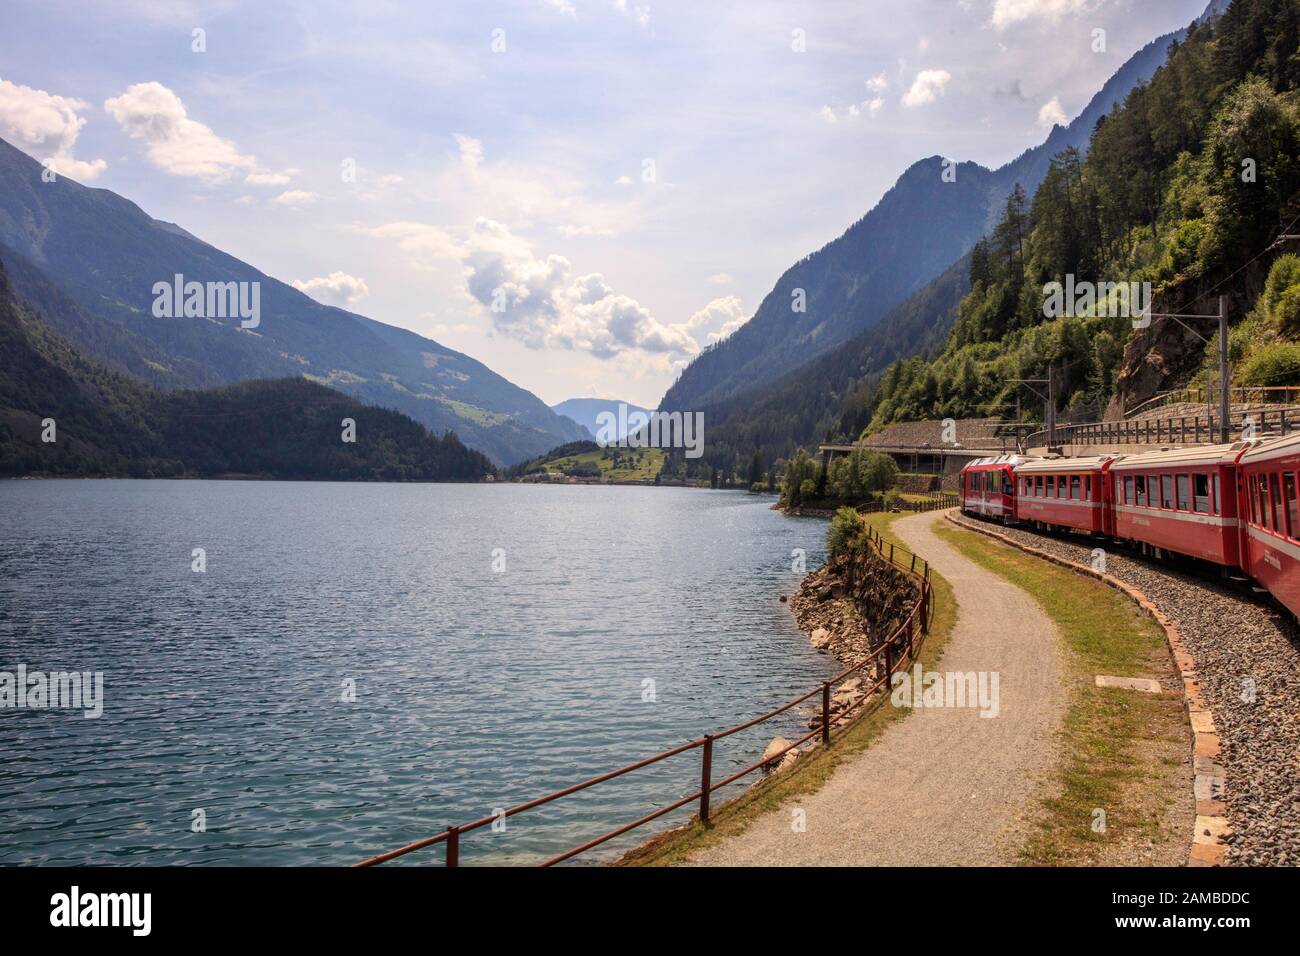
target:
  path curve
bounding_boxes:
[681,509,1068,866]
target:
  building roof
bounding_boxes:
[861,417,1008,451]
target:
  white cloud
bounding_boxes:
[0,78,106,180]
[866,73,889,93]
[542,0,577,15]
[104,82,255,181]
[991,0,1091,30]
[245,167,298,186]
[1038,96,1067,129]
[270,189,321,207]
[614,174,633,185]
[686,295,749,342]
[819,105,838,124]
[454,133,483,171]
[292,271,370,308]
[708,273,734,285]
[867,96,885,116]
[902,69,952,108]
[613,1,651,28]
[362,217,698,362]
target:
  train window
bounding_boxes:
[1286,473,1300,539]
[1271,472,1284,533]
[1057,476,1067,498]
[1259,475,1271,530]
[1134,474,1146,506]
[1213,473,1221,515]
[1160,475,1174,509]
[1070,475,1081,499]
[1035,475,1044,496]
[1176,474,1190,511]
[1003,473,1014,496]
[1193,473,1210,513]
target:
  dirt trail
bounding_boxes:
[680,510,1067,866]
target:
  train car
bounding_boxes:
[1108,442,1249,568]
[959,455,1028,521]
[1238,432,1300,618]
[1012,456,1118,536]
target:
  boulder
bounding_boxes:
[762,736,792,771]
[810,627,832,650]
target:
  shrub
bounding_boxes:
[826,507,865,559]
[1239,341,1300,387]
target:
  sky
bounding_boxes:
[0,0,1209,408]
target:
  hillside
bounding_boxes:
[0,257,494,481]
[868,0,1300,433]
[508,440,666,482]
[658,6,1214,418]
[0,138,587,465]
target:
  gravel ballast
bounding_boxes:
[953,513,1300,866]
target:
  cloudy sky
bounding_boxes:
[0,0,1207,407]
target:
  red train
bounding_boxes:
[959,433,1300,618]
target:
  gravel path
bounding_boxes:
[681,511,1067,866]
[953,515,1300,866]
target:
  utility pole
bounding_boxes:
[1143,296,1230,444]
[1009,369,1054,448]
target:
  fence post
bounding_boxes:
[699,735,713,824]
[920,581,929,633]
[446,825,460,867]
[821,683,831,746]
[883,637,894,683]
[889,543,895,564]
[910,553,917,573]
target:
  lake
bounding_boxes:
[0,480,832,865]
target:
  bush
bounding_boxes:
[883,489,904,511]
[1263,254,1300,335]
[749,481,765,494]
[826,507,865,559]
[1239,341,1300,387]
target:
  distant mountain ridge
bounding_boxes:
[659,5,1221,417]
[0,137,588,465]
[550,397,653,440]
[0,256,494,480]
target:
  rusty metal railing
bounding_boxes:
[353,521,934,868]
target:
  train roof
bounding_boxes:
[1108,441,1250,471]
[1240,431,1300,466]
[1014,455,1115,474]
[961,455,1029,470]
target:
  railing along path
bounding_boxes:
[354,521,935,867]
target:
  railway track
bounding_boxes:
[954,512,1300,866]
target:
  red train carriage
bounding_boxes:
[1012,456,1117,536]
[960,456,1028,521]
[1108,443,1248,568]
[1238,432,1300,618]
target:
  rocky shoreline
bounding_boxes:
[763,539,921,772]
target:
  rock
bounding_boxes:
[762,736,792,771]
[779,594,788,603]
[810,627,832,650]
[778,749,801,772]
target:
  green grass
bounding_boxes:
[622,512,956,866]
[538,446,666,482]
[932,522,1187,865]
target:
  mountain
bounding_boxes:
[0,138,587,465]
[867,0,1300,435]
[550,397,653,440]
[660,3,1222,419]
[0,255,494,480]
